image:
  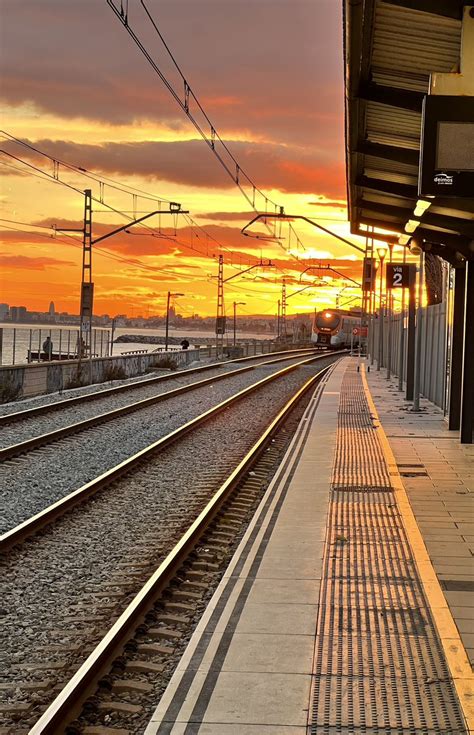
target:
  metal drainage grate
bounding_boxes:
[309,364,466,735]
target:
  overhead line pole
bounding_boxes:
[55,192,187,370]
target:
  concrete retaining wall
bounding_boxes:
[0,349,202,402]
[0,339,308,403]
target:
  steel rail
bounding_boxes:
[0,352,322,461]
[0,352,341,552]
[27,360,335,734]
[0,347,322,426]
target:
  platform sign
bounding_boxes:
[386,264,414,289]
[420,95,474,197]
[362,257,377,292]
[215,316,226,335]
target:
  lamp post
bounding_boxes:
[377,247,387,371]
[233,302,245,347]
[412,247,424,412]
[386,244,394,380]
[165,291,184,352]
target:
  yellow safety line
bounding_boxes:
[361,365,474,734]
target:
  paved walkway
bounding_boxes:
[367,366,474,665]
[144,358,473,734]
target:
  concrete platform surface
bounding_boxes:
[144,358,472,735]
[367,367,474,665]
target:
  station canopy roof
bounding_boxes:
[344,0,474,264]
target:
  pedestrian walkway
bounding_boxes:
[367,367,474,665]
[144,357,473,735]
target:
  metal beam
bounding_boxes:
[354,225,399,245]
[358,82,424,112]
[359,199,474,239]
[358,216,404,234]
[380,0,463,20]
[356,141,419,167]
[357,215,471,257]
[356,175,417,200]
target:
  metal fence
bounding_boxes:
[369,301,447,410]
[0,327,112,366]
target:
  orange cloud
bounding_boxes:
[0,254,74,270]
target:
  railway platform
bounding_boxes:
[144,356,473,735]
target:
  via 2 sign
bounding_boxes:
[386,263,412,289]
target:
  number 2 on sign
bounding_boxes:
[393,272,403,286]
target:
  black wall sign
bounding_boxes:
[386,263,414,289]
[420,95,474,198]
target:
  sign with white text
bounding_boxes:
[386,264,414,289]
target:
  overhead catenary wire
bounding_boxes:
[0,220,206,281]
[0,132,279,275]
[105,0,363,265]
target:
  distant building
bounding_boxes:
[0,303,9,320]
[49,301,55,316]
[10,306,27,322]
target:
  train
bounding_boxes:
[311,308,362,349]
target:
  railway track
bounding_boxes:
[0,349,326,460]
[0,346,321,427]
[0,351,339,536]
[0,355,339,733]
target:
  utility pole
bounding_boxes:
[80,189,93,361]
[55,191,186,368]
[216,254,225,358]
[281,281,287,340]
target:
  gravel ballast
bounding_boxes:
[0,355,336,534]
[1,360,337,730]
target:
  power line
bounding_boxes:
[105,0,357,266]
[106,0,279,217]
[0,132,271,274]
[0,220,205,280]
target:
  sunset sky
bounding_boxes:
[0,0,379,319]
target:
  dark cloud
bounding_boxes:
[3,138,345,198]
[197,211,256,222]
[0,1,343,152]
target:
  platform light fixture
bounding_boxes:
[398,234,411,246]
[413,199,432,218]
[405,219,420,234]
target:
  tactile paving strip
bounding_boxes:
[309,365,466,735]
